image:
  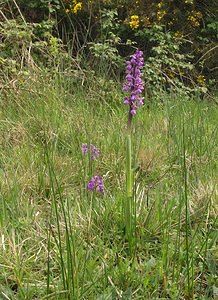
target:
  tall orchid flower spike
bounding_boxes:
[122,50,144,252]
[123,50,144,129]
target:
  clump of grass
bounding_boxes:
[0,69,217,299]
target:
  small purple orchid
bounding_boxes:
[81,143,100,160]
[87,176,104,195]
[81,143,89,154]
[123,50,144,116]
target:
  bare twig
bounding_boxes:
[11,0,27,25]
[195,45,218,65]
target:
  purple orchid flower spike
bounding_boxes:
[90,144,100,160]
[81,143,89,154]
[81,143,100,160]
[87,176,104,195]
[123,49,144,129]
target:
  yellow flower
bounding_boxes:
[73,2,82,13]
[157,10,166,21]
[187,11,202,27]
[174,31,183,38]
[129,15,140,30]
[197,75,205,86]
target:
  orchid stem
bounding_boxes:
[126,111,133,251]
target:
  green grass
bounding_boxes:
[0,72,217,299]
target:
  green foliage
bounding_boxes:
[1,0,217,95]
[9,0,61,17]
[0,1,217,299]
[136,25,205,95]
[89,9,124,71]
[0,72,217,298]
[0,19,34,80]
[198,18,218,84]
[0,18,71,81]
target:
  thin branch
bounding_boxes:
[195,45,218,65]
[11,0,27,25]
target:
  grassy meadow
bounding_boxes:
[0,72,217,299]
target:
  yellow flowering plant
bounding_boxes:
[61,0,215,94]
[65,0,82,14]
[129,15,140,30]
[187,11,202,27]
[197,75,206,86]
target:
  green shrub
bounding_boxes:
[1,0,217,95]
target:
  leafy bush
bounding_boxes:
[136,25,206,95]
[1,0,217,94]
[0,18,71,84]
